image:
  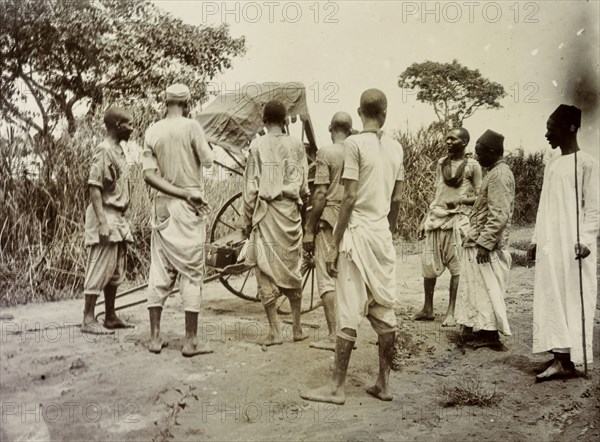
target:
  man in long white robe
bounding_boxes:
[529,104,599,381]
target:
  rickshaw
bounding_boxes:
[96,82,322,319]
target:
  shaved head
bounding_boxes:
[104,107,132,129]
[359,89,387,119]
[450,127,470,145]
[329,111,353,134]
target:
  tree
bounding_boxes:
[0,0,246,137]
[398,60,505,133]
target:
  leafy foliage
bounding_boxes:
[504,148,545,225]
[398,60,506,132]
[0,0,246,136]
[394,127,446,240]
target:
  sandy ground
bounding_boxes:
[1,228,599,441]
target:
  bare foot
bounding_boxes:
[182,342,213,357]
[536,360,575,382]
[441,315,456,327]
[149,341,168,354]
[534,359,555,374]
[309,334,336,351]
[413,310,435,321]
[81,320,115,335]
[366,385,393,401]
[293,330,309,342]
[300,385,346,405]
[259,335,283,346]
[471,338,508,352]
[103,316,135,330]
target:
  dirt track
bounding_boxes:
[1,228,599,441]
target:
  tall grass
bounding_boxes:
[0,120,545,307]
[393,133,545,239]
[504,148,544,225]
[394,128,446,239]
[0,116,240,307]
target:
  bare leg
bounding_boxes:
[300,328,356,405]
[310,291,336,350]
[290,295,309,342]
[413,278,436,321]
[182,311,213,357]
[103,285,134,329]
[148,306,167,353]
[442,275,459,327]
[81,294,114,335]
[260,302,283,346]
[366,332,395,401]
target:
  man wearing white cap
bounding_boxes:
[142,83,214,357]
[455,129,514,350]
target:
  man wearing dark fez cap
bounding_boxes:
[528,105,599,381]
[455,129,515,350]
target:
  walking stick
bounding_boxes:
[574,149,588,377]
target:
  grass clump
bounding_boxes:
[439,375,502,407]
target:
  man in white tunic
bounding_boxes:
[528,104,599,381]
[143,84,214,357]
[455,130,514,350]
[241,100,310,346]
[300,89,404,404]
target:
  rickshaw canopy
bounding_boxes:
[196,82,317,157]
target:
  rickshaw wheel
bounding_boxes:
[276,254,322,315]
[209,192,260,302]
[210,192,321,313]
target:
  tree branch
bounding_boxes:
[18,73,49,133]
[0,95,44,133]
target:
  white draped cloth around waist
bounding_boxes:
[339,223,397,309]
[245,197,303,289]
[151,196,206,282]
[424,208,469,233]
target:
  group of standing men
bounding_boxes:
[80,80,598,405]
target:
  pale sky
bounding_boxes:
[155,0,600,158]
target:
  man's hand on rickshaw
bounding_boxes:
[241,224,252,239]
[303,231,315,254]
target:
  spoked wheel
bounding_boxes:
[209,192,321,314]
[276,253,322,315]
[210,192,259,302]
